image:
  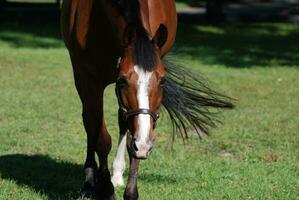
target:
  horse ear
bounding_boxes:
[153,25,168,49]
[123,25,136,47]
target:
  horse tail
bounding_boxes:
[162,57,235,138]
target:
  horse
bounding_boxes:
[61,0,234,199]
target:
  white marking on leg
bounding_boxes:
[134,65,152,143]
[116,57,121,68]
[85,167,95,187]
[111,134,126,187]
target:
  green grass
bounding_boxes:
[175,0,205,10]
[175,2,190,10]
[0,18,299,200]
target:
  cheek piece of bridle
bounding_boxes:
[115,81,160,154]
[115,84,160,129]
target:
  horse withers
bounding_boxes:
[61,0,234,199]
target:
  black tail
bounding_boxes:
[162,57,235,138]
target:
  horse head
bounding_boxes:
[116,25,166,159]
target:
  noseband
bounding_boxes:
[115,83,160,128]
[120,108,159,126]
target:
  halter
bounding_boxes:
[115,81,160,129]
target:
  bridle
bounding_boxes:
[115,79,159,155]
[115,81,160,129]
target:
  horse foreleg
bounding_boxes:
[75,79,102,198]
[112,109,128,187]
[111,132,126,187]
[95,118,115,200]
[81,106,98,198]
[74,72,115,199]
[124,156,140,200]
[82,101,115,199]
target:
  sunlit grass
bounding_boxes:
[175,2,190,10]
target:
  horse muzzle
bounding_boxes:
[130,138,153,159]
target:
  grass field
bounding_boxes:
[0,14,299,200]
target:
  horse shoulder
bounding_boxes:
[61,0,79,50]
[62,0,97,51]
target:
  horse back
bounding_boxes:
[61,0,177,84]
[62,0,177,53]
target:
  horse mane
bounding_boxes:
[114,0,157,70]
[162,57,235,138]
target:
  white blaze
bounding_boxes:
[134,65,152,142]
[111,65,152,186]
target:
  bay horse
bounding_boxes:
[61,0,234,199]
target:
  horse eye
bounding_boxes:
[160,78,166,86]
[117,76,128,87]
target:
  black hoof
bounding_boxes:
[95,192,116,200]
[123,194,138,200]
[82,182,96,199]
[95,173,116,200]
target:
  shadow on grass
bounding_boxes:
[176,22,299,68]
[0,154,83,199]
[0,2,62,48]
[0,20,62,48]
[0,154,180,198]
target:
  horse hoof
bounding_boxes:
[95,178,116,200]
[123,194,138,200]
[95,193,116,200]
[82,182,96,199]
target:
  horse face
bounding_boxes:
[116,47,165,159]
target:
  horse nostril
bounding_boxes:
[148,146,153,153]
[147,140,153,147]
[133,142,139,152]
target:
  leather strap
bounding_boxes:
[115,86,160,128]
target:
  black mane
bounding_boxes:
[114,0,157,70]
